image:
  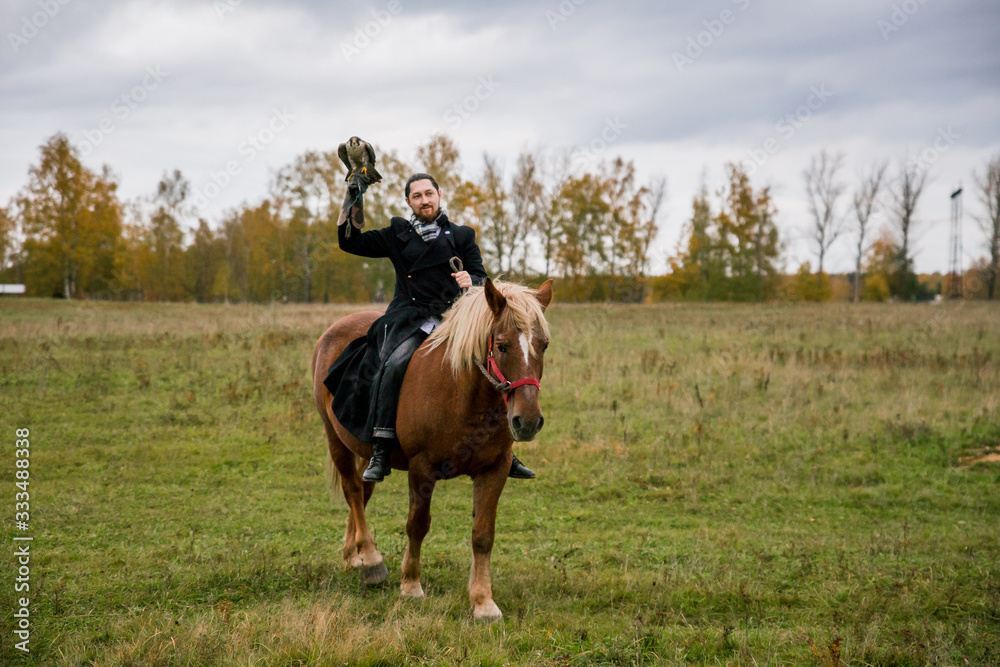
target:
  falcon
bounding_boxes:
[338,136,383,185]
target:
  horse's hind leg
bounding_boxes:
[324,422,387,585]
[339,476,376,565]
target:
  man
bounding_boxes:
[325,172,536,483]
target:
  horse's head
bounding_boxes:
[483,278,553,442]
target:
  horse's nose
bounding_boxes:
[510,414,542,440]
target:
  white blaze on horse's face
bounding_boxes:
[497,325,546,442]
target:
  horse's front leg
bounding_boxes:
[469,450,511,621]
[401,463,436,599]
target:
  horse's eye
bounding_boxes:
[542,342,549,352]
[497,343,508,354]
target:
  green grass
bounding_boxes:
[1,298,998,666]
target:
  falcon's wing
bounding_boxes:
[337,143,352,171]
[364,141,377,167]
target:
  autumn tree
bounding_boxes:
[552,172,609,299]
[889,158,929,300]
[416,133,461,196]
[510,151,544,278]
[184,219,226,303]
[449,177,488,262]
[974,153,1000,299]
[146,169,190,300]
[534,150,571,278]
[862,228,898,301]
[475,155,518,275]
[602,158,663,301]
[656,185,718,300]
[803,150,845,283]
[273,151,343,302]
[364,147,412,224]
[715,163,781,301]
[658,164,780,302]
[0,205,15,280]
[850,161,887,302]
[14,133,124,298]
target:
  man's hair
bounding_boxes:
[405,173,440,199]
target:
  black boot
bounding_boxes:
[508,454,536,479]
[363,438,393,482]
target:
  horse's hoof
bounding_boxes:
[359,562,388,585]
[400,580,425,599]
[473,601,503,622]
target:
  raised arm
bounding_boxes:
[337,187,391,258]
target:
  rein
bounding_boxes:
[474,333,541,405]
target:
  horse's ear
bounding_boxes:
[484,278,507,318]
[535,279,553,312]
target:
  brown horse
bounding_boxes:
[311,277,553,621]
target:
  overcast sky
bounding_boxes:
[2,0,998,275]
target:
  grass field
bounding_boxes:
[1,297,998,666]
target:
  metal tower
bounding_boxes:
[947,186,963,299]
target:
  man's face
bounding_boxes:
[406,180,442,222]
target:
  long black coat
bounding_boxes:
[323,212,489,443]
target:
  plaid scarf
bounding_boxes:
[409,209,445,243]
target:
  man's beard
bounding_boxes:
[414,204,440,223]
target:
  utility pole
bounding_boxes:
[948,186,963,299]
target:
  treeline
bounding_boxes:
[0,133,665,303]
[657,150,1000,302]
[2,134,997,304]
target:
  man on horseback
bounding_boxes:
[328,172,536,483]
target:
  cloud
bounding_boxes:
[1,0,998,274]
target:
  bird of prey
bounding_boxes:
[338,136,382,185]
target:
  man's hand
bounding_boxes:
[451,270,472,289]
[338,175,367,233]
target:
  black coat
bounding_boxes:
[323,212,489,442]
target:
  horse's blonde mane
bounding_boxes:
[425,280,550,376]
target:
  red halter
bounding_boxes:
[484,333,541,405]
